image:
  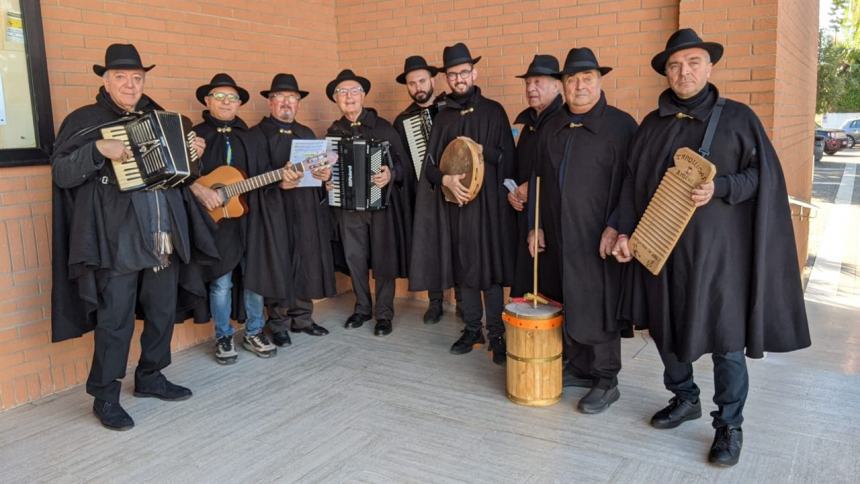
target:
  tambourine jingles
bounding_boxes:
[439,136,485,204]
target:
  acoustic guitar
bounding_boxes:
[195,153,329,222]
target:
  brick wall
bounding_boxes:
[0,0,818,410]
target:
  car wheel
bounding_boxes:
[848,135,856,149]
[825,150,837,155]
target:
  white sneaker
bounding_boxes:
[215,336,238,365]
[242,333,277,358]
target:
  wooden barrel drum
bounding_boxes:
[502,301,563,407]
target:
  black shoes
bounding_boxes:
[650,397,702,429]
[423,303,443,324]
[93,399,134,431]
[344,313,371,329]
[708,426,743,467]
[488,335,506,365]
[271,330,292,347]
[577,386,620,414]
[450,328,485,354]
[291,323,329,336]
[374,319,393,336]
[133,375,192,401]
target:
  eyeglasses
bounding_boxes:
[334,86,364,97]
[208,92,240,103]
[270,93,301,103]
[446,68,473,81]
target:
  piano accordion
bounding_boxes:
[326,136,392,211]
[402,108,433,180]
[100,110,198,191]
[628,147,717,276]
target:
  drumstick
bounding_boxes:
[533,176,541,308]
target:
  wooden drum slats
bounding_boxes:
[628,147,717,275]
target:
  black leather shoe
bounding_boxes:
[374,319,392,336]
[423,303,443,324]
[344,313,371,329]
[577,386,620,414]
[133,376,192,401]
[291,323,329,336]
[271,330,292,347]
[93,399,134,431]
[488,335,506,365]
[450,328,485,354]
[650,397,702,429]
[708,426,743,467]
[563,367,594,388]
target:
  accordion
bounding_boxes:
[402,107,434,180]
[326,136,392,211]
[100,110,198,191]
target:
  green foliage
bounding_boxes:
[817,1,860,113]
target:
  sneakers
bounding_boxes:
[93,399,134,431]
[450,328,485,354]
[488,335,506,365]
[650,396,702,429]
[215,335,238,364]
[242,332,277,358]
[708,426,743,467]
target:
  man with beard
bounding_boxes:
[392,55,461,324]
[325,69,411,336]
[251,74,336,347]
[509,54,563,299]
[527,48,637,414]
[612,29,810,466]
[409,43,516,364]
[51,44,208,430]
[190,73,294,363]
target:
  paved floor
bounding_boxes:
[1,162,857,483]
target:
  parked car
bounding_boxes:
[840,118,860,148]
[815,128,849,155]
[814,132,825,163]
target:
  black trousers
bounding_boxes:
[268,298,315,332]
[460,284,504,338]
[659,349,749,428]
[565,335,621,390]
[86,263,179,403]
[337,210,395,320]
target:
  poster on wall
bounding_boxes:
[5,10,22,44]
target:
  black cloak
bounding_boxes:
[409,86,517,291]
[533,94,637,344]
[254,116,337,300]
[326,108,412,279]
[50,88,219,341]
[615,84,811,362]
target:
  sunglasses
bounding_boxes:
[207,92,241,103]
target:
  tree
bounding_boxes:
[817,1,860,113]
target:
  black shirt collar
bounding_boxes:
[658,83,718,121]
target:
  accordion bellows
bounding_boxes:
[629,147,717,276]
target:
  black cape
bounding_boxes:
[533,94,637,344]
[326,108,412,279]
[255,116,337,300]
[409,86,517,291]
[51,88,219,341]
[510,94,564,298]
[615,85,811,361]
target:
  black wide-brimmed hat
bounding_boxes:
[195,73,249,105]
[651,28,724,75]
[515,54,560,79]
[441,42,482,70]
[92,43,155,76]
[325,69,371,102]
[553,47,612,78]
[396,56,439,84]
[260,73,310,99]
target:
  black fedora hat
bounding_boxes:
[553,47,612,79]
[651,28,723,75]
[515,54,560,79]
[325,69,371,102]
[441,42,482,70]
[396,56,439,84]
[92,43,154,76]
[196,73,250,105]
[260,73,310,99]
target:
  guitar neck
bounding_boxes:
[222,168,284,198]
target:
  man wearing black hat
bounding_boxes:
[612,29,810,466]
[409,42,516,364]
[526,48,637,414]
[250,73,336,347]
[325,69,411,336]
[189,73,296,363]
[51,44,210,430]
[509,54,564,299]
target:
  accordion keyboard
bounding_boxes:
[101,125,147,191]
[403,115,428,180]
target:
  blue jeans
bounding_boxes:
[209,272,265,339]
